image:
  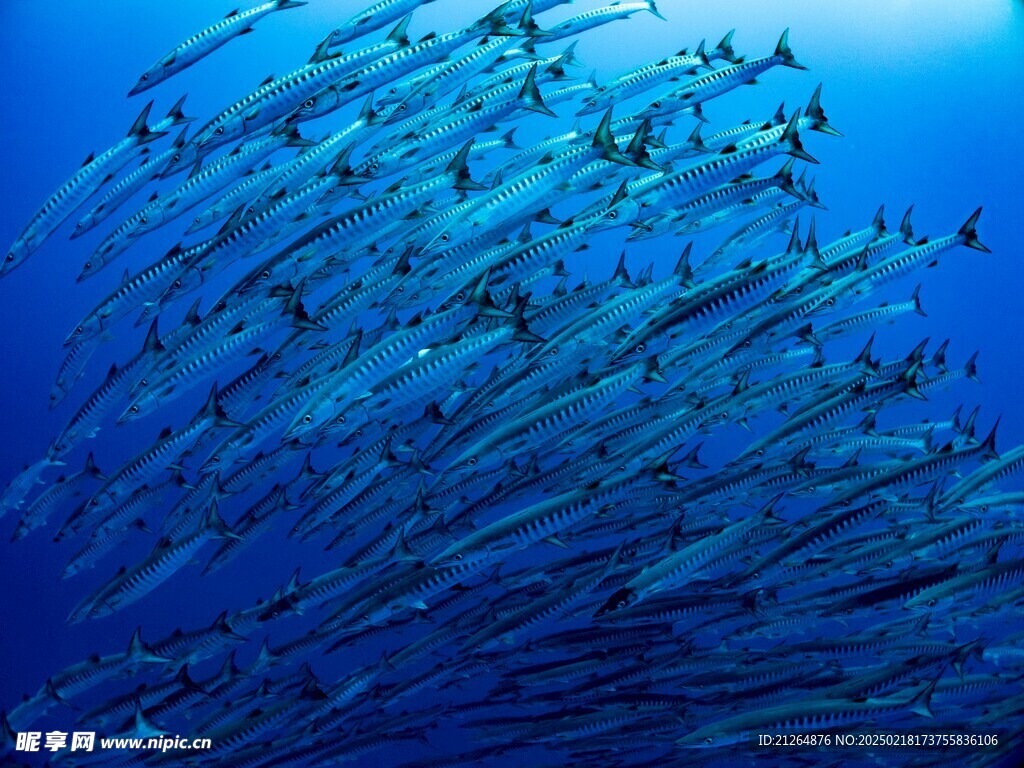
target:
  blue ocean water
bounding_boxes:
[0,0,1022,765]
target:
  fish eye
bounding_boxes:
[304,100,314,109]
[139,379,147,386]
[587,101,595,107]
[704,738,713,745]
[550,348,558,356]
[172,154,181,163]
[84,261,92,269]
[635,344,645,353]
[467,458,477,466]
[608,211,617,219]
[885,561,893,568]
[755,450,764,457]
[261,270,271,279]
[398,104,407,111]
[212,456,220,463]
[388,88,397,95]
[826,298,835,306]
[360,614,370,622]
[980,505,988,512]
[140,217,147,224]
[303,415,313,424]
[453,553,463,560]
[617,600,626,609]
[141,74,149,81]
[456,292,465,301]
[215,127,224,135]
[396,286,404,293]
[337,416,346,424]
[75,222,82,229]
[441,234,450,242]
[370,163,379,172]
[844,608,854,616]
[74,326,83,335]
[652,101,662,109]
[927,599,936,607]
[129,406,139,414]
[743,341,751,348]
[172,280,181,288]
[5,254,13,262]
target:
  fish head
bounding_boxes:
[384,94,428,125]
[288,88,341,125]
[238,262,282,295]
[355,150,401,183]
[379,276,428,311]
[316,411,363,442]
[129,63,165,97]
[723,333,765,359]
[612,332,670,366]
[903,590,949,613]
[804,290,845,317]
[593,199,643,232]
[677,215,713,237]
[325,23,358,48]
[422,224,467,255]
[200,443,241,475]
[48,434,74,460]
[430,546,491,571]
[627,213,673,241]
[447,446,503,477]
[48,383,69,410]
[70,212,98,240]
[195,117,244,153]
[129,208,158,239]
[118,393,158,424]
[676,726,743,749]
[376,83,414,109]
[1,237,32,277]
[283,399,338,442]
[349,602,395,629]
[159,141,200,180]
[257,596,294,623]
[595,586,638,617]
[159,263,209,307]
[575,95,610,117]
[637,97,676,122]
[77,251,108,282]
[187,209,218,235]
[64,314,102,347]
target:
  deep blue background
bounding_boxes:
[1,0,1023,757]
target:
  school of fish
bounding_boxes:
[2,0,1023,766]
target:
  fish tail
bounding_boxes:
[775,28,807,70]
[519,65,558,118]
[958,207,990,252]
[781,109,819,165]
[646,0,667,22]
